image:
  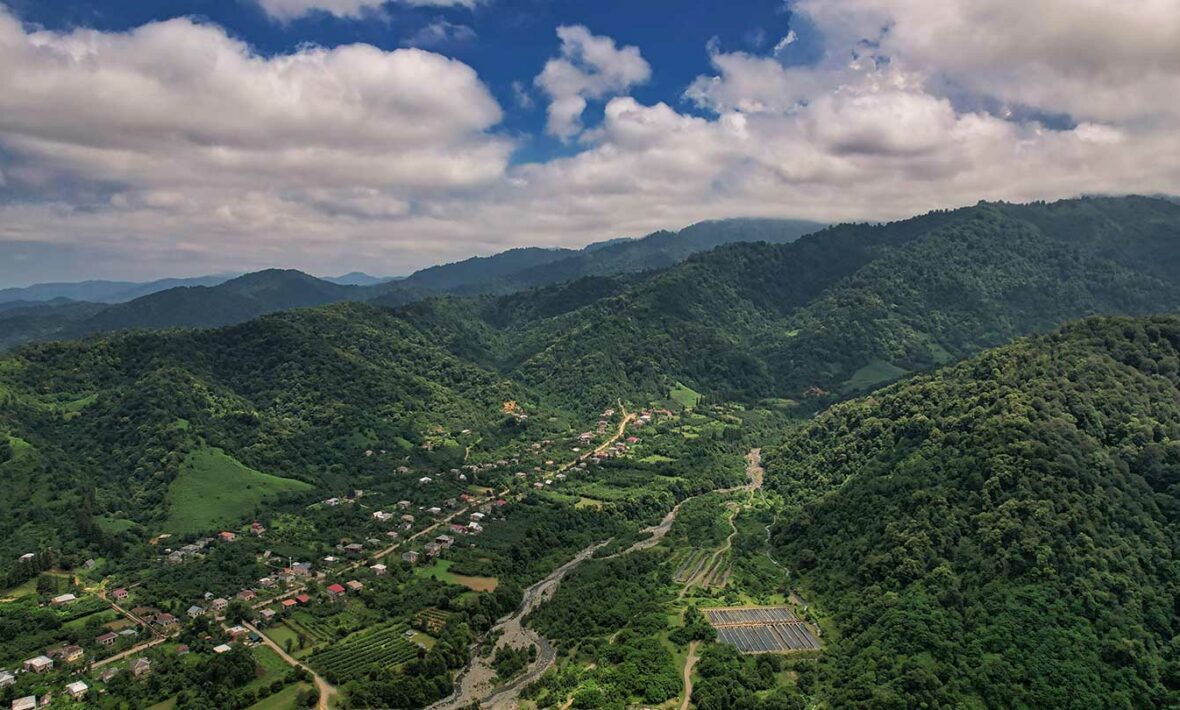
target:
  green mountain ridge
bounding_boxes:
[766,315,1180,707]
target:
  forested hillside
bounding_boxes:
[0,304,545,565]
[445,196,1180,406]
[766,316,1180,708]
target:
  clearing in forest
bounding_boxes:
[413,559,499,592]
[164,447,312,534]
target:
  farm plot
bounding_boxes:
[673,549,709,583]
[414,608,450,635]
[309,622,418,681]
[705,606,820,654]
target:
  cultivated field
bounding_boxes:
[705,606,821,653]
[309,621,418,681]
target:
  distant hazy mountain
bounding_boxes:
[397,247,577,293]
[0,217,823,350]
[69,269,364,335]
[0,274,236,304]
[322,272,391,287]
[377,217,823,300]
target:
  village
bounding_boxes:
[0,405,689,709]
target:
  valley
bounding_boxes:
[0,197,1178,709]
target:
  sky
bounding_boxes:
[0,0,1178,285]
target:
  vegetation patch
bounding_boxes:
[669,382,703,409]
[165,447,312,534]
[413,559,499,592]
[841,359,910,393]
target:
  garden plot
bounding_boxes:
[705,606,821,653]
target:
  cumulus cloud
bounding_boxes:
[534,25,651,139]
[257,0,479,22]
[2,2,1180,283]
[405,18,477,48]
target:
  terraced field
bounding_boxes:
[309,622,418,681]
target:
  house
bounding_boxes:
[12,697,36,710]
[237,589,256,602]
[211,598,228,612]
[402,550,419,565]
[258,608,277,623]
[372,511,394,523]
[423,542,442,558]
[166,551,184,565]
[213,644,232,655]
[176,645,190,655]
[60,645,84,663]
[345,580,364,593]
[427,506,442,515]
[251,522,266,536]
[325,583,346,600]
[0,671,13,688]
[323,555,338,564]
[23,656,53,673]
[435,534,455,548]
[155,613,179,628]
[227,626,249,640]
[323,498,341,507]
[450,524,467,535]
[50,593,77,606]
[370,563,387,576]
[96,632,118,647]
[131,657,151,677]
[186,605,204,618]
[294,594,311,606]
[386,531,400,539]
[99,668,120,683]
[18,553,35,563]
[344,543,364,555]
[112,588,129,601]
[258,576,277,588]
[556,473,567,481]
[400,514,415,524]
[397,500,412,509]
[467,522,484,533]
[291,562,312,577]
[281,599,297,610]
[65,682,88,701]
[219,531,236,543]
[418,477,432,485]
[470,512,485,521]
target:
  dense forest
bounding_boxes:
[767,316,1180,707]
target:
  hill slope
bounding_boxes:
[0,303,542,562]
[471,197,1180,407]
[766,316,1180,707]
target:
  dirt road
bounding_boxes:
[680,640,700,710]
[245,620,335,710]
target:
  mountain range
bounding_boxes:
[0,217,821,351]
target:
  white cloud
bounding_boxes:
[534,25,651,139]
[257,0,479,22]
[405,18,477,48]
[3,1,1180,284]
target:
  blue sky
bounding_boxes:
[12,0,795,164]
[0,0,1176,285]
